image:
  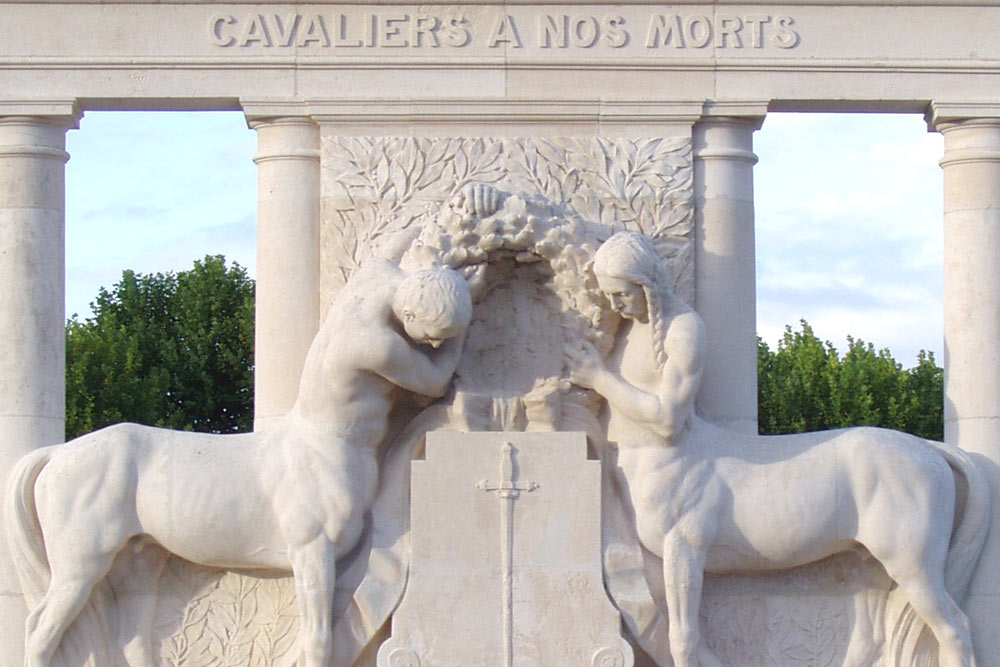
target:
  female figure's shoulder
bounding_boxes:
[662,308,706,372]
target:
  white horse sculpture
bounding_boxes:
[619,418,989,667]
[5,262,472,667]
[568,231,990,667]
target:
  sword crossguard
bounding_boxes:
[477,443,540,498]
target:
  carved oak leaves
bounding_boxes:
[321,136,694,305]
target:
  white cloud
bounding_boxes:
[65,111,257,320]
[755,113,944,366]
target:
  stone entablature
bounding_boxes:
[1,2,1000,110]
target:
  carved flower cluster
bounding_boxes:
[404,190,616,353]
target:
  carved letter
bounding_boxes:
[716,15,743,48]
[270,13,300,47]
[742,15,771,48]
[297,14,330,47]
[239,14,272,47]
[412,15,441,47]
[570,16,600,48]
[772,15,800,48]
[685,15,712,48]
[209,14,237,47]
[488,14,523,48]
[365,13,377,47]
[444,16,472,47]
[332,14,362,47]
[381,14,410,47]
[646,15,684,48]
[540,15,568,48]
[604,15,628,48]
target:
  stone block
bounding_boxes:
[379,431,632,667]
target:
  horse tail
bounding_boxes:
[932,439,990,602]
[884,437,990,666]
[5,446,55,607]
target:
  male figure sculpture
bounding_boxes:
[568,231,987,667]
[6,263,472,667]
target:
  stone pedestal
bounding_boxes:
[249,116,320,430]
[937,115,1000,665]
[379,431,632,667]
[0,110,76,666]
[693,115,762,435]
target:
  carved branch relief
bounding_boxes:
[319,136,694,313]
[153,561,299,667]
[701,555,883,667]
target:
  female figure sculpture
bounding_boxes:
[568,231,988,667]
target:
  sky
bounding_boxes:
[64,110,945,366]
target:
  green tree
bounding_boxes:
[758,320,944,440]
[66,255,255,439]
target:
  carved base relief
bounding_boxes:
[702,554,892,667]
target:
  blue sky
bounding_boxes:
[64,111,944,366]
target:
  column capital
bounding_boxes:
[0,100,81,129]
[932,116,1000,169]
[241,99,315,125]
[926,101,1000,132]
[248,115,320,165]
[693,114,761,166]
[699,100,768,131]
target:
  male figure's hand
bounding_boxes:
[457,183,502,218]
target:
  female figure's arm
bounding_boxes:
[567,314,705,441]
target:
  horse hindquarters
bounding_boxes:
[866,438,985,667]
[19,440,141,667]
[4,447,112,667]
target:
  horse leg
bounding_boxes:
[24,559,113,667]
[661,532,719,667]
[887,567,975,667]
[901,578,973,667]
[289,536,337,667]
[118,543,169,667]
[842,588,884,667]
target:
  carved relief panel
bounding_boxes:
[318,135,695,310]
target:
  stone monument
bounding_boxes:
[4,2,1000,665]
[2,185,991,667]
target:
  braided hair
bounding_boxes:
[593,232,671,369]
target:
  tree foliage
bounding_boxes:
[66,255,255,439]
[66,263,942,445]
[757,320,943,440]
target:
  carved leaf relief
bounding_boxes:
[152,558,298,667]
[322,137,505,291]
[320,136,694,309]
[702,554,883,667]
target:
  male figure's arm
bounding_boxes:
[371,329,467,398]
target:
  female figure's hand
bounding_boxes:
[565,339,605,390]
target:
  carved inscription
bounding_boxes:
[646,13,799,49]
[209,10,800,50]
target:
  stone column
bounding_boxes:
[936,114,1000,664]
[0,111,76,663]
[693,115,763,434]
[249,117,320,430]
